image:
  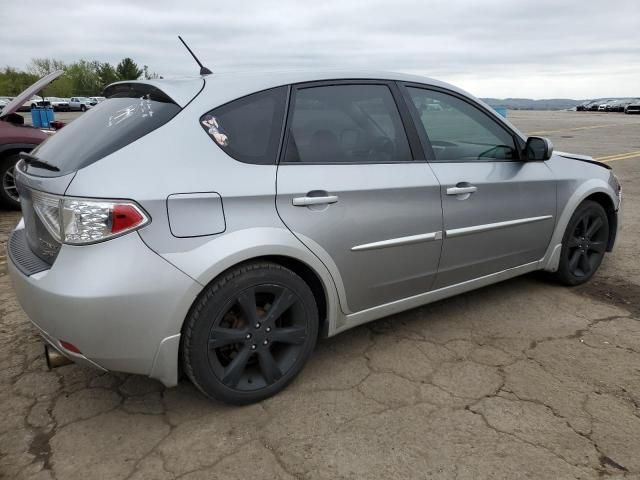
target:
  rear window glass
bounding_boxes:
[200,86,287,165]
[32,85,180,175]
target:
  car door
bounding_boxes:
[276,81,443,314]
[400,84,556,289]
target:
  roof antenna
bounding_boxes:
[178,35,212,75]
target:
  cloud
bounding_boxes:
[1,0,639,98]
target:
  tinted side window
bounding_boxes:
[407,88,518,162]
[284,84,412,164]
[201,86,287,165]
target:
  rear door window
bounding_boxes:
[283,84,412,164]
[200,86,288,165]
[32,85,181,175]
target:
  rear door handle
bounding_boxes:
[292,195,339,207]
[446,186,477,195]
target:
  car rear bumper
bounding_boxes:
[30,316,108,371]
[7,226,202,386]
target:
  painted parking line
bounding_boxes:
[596,150,640,160]
[528,124,620,135]
[595,151,640,163]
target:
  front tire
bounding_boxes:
[555,200,609,286]
[80,105,86,112]
[182,262,319,405]
[0,155,21,209]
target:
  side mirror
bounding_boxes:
[525,136,553,161]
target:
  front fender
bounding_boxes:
[541,178,617,271]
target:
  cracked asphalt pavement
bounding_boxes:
[1,111,639,479]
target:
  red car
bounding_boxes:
[0,71,62,208]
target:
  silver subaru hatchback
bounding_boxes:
[8,71,621,404]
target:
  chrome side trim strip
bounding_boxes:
[335,260,541,335]
[446,215,553,238]
[351,231,443,252]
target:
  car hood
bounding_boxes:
[556,150,611,170]
[0,70,64,119]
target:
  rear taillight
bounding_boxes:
[31,190,149,245]
[111,204,145,234]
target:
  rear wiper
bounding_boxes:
[19,152,60,172]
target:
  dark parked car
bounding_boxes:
[625,101,640,114]
[585,101,602,111]
[576,101,592,111]
[0,71,62,208]
[604,100,620,112]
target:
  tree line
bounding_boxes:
[0,57,161,98]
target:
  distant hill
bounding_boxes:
[481,98,582,110]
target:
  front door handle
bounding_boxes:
[292,195,339,207]
[446,185,477,196]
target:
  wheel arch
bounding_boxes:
[160,227,344,338]
[185,254,331,339]
[541,179,618,271]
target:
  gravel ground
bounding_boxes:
[1,110,639,480]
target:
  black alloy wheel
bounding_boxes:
[556,200,609,285]
[182,262,318,404]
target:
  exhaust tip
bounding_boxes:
[45,344,73,369]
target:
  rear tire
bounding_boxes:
[555,200,609,286]
[0,155,21,209]
[182,262,319,404]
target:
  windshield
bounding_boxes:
[31,85,180,176]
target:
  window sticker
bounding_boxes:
[108,96,154,127]
[201,114,229,147]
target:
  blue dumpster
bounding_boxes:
[493,107,507,118]
[31,108,46,128]
[45,107,54,125]
[31,107,55,128]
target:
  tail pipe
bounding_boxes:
[45,344,73,369]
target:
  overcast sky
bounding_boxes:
[2,0,639,99]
